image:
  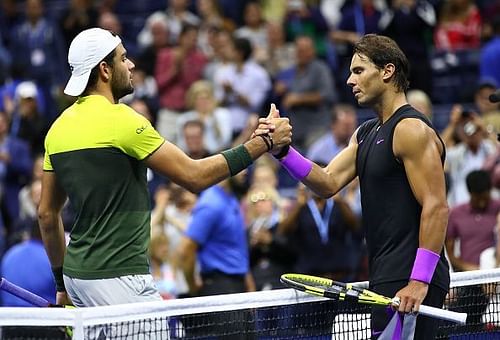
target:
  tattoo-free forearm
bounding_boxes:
[302,164,342,198]
[38,213,66,268]
[419,199,448,253]
[187,137,269,192]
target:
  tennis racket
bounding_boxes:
[280,273,467,324]
[0,277,54,307]
[0,277,74,338]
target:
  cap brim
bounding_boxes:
[64,71,91,97]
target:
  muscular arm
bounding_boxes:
[38,171,68,269]
[146,118,291,193]
[301,131,359,198]
[392,118,449,313]
[394,119,449,254]
[146,139,263,193]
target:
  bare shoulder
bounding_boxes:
[393,118,441,158]
[349,126,362,145]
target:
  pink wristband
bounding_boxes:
[280,147,313,181]
[410,248,440,284]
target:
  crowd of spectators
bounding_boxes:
[0,0,500,307]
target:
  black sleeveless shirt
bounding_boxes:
[356,105,450,290]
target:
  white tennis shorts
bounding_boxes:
[64,274,162,307]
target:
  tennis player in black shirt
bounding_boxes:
[261,34,450,339]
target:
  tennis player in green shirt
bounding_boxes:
[38,28,291,307]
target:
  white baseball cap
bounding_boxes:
[64,28,122,97]
[15,81,38,100]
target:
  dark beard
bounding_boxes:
[111,78,134,102]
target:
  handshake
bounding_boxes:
[252,103,293,157]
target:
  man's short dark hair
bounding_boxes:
[466,170,492,193]
[183,119,205,133]
[83,49,116,95]
[233,37,253,62]
[353,34,410,93]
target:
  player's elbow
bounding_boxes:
[438,204,449,224]
[179,176,205,194]
[37,205,49,224]
[427,199,449,224]
[314,182,338,199]
[434,200,449,217]
[37,206,57,232]
[178,171,207,194]
[317,189,335,199]
[187,185,204,195]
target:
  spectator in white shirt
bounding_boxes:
[176,80,232,153]
[214,37,271,138]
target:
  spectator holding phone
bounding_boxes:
[446,119,496,207]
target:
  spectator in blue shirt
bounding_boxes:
[178,170,254,297]
[0,111,33,232]
[178,170,255,339]
[480,18,500,88]
[1,221,56,306]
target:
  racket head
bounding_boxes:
[280,273,345,299]
[280,273,393,306]
[280,274,466,324]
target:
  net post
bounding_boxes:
[72,308,84,340]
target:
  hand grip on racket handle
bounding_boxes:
[391,296,467,324]
[0,277,50,307]
[419,304,467,324]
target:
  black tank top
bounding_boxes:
[356,105,450,290]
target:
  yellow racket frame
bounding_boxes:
[280,273,395,306]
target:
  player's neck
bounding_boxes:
[375,92,408,124]
[88,86,116,104]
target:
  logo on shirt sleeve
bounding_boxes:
[136,125,147,134]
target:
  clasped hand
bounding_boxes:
[253,104,292,154]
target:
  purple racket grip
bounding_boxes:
[0,277,50,307]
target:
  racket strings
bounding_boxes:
[282,274,392,306]
[292,277,339,292]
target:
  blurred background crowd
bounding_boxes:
[0,0,500,306]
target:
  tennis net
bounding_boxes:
[0,268,499,339]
